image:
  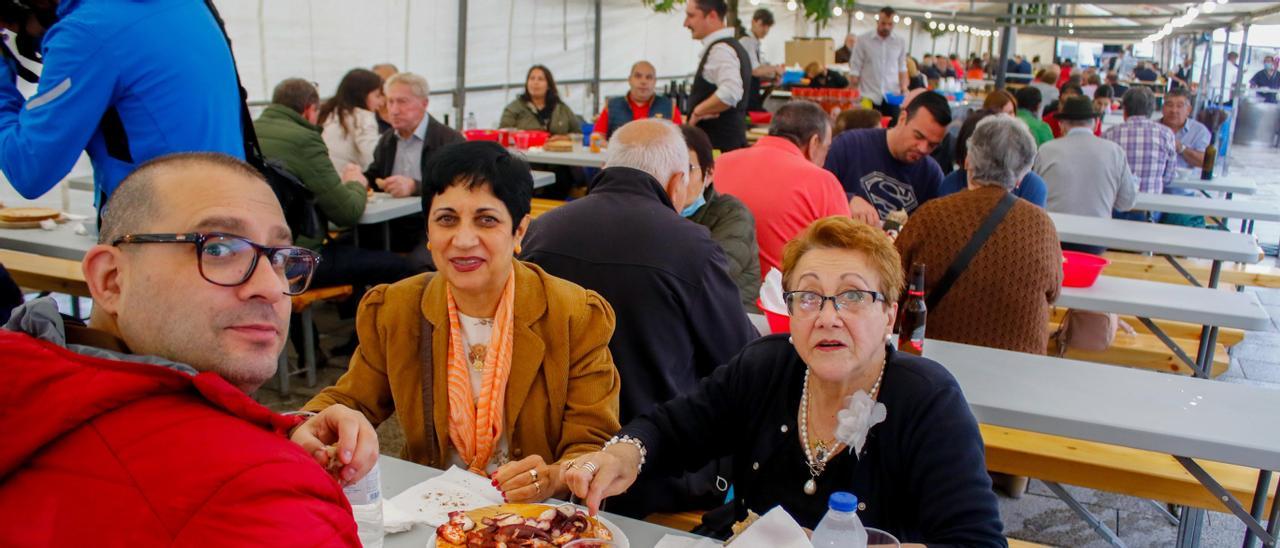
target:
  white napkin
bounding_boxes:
[654,534,722,548]
[381,498,415,534]
[726,506,811,548]
[759,268,788,316]
[385,466,505,528]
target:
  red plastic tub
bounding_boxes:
[748,111,773,125]
[757,298,790,334]
[463,129,501,142]
[513,130,549,149]
[1062,251,1110,288]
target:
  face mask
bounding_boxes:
[1267,63,1276,72]
[681,192,707,218]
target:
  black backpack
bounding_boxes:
[203,0,325,244]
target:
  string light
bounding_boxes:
[947,23,956,31]
[892,14,900,22]
[855,10,864,20]
[903,16,912,26]
[924,11,932,19]
[786,0,797,11]
[928,20,937,29]
[832,6,842,16]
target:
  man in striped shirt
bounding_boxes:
[1103,87,1176,221]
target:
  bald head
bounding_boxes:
[100,153,269,245]
[628,60,658,103]
[371,63,399,81]
[606,119,689,210]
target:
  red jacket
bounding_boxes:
[0,329,360,546]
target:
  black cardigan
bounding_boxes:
[621,336,1006,547]
[363,114,465,193]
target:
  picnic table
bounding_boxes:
[1167,174,1258,198]
[1132,192,1280,235]
[925,339,1280,548]
[517,149,608,168]
[379,456,700,547]
[1055,275,1270,378]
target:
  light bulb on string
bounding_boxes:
[855,10,864,20]
[903,16,912,26]
[833,6,843,16]
[786,0,797,11]
[928,20,936,29]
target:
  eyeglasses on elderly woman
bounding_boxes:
[112,232,320,295]
[783,289,886,317]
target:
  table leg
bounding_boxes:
[1176,508,1206,548]
[382,222,391,252]
[1242,470,1273,548]
[1177,456,1277,545]
[1194,261,1224,379]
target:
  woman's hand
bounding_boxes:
[561,444,642,515]
[491,455,561,503]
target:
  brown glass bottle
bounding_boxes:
[1201,140,1217,180]
[898,263,927,356]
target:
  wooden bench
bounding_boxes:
[1047,308,1234,377]
[530,198,566,218]
[983,424,1277,516]
[276,285,353,394]
[0,249,89,297]
[1102,251,1280,289]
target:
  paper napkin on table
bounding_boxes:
[726,506,811,548]
[385,466,505,529]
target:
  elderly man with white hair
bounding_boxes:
[895,115,1063,356]
[520,119,757,517]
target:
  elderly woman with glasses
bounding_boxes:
[303,141,622,503]
[562,216,1004,546]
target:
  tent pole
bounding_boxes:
[1224,21,1250,176]
[995,4,1014,90]
[1219,25,1232,103]
[454,0,467,130]
[593,0,602,116]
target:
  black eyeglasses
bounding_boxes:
[112,232,320,296]
[783,289,885,317]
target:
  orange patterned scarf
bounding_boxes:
[445,273,517,474]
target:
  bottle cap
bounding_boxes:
[828,491,857,512]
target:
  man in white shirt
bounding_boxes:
[683,0,751,151]
[738,8,783,111]
[1211,51,1241,103]
[849,7,909,119]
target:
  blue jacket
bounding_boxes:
[0,0,243,202]
[937,168,1048,208]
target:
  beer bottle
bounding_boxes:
[897,263,927,356]
[1201,138,1217,180]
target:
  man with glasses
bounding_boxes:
[0,153,377,544]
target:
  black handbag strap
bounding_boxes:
[201,0,267,167]
[926,192,1017,311]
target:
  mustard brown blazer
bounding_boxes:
[304,261,622,467]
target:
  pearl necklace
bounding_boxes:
[798,363,885,495]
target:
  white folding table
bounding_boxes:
[1056,275,1271,378]
[925,340,1280,548]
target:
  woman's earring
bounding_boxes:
[514,244,522,255]
[788,336,794,344]
[425,242,432,251]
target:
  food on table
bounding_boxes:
[435,503,613,547]
[0,207,60,223]
[542,140,574,153]
[322,445,342,473]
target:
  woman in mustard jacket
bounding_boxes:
[305,141,620,503]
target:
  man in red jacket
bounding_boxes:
[0,152,377,545]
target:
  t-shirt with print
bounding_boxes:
[823,128,944,218]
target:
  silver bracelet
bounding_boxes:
[603,435,647,474]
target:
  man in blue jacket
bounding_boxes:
[0,0,243,205]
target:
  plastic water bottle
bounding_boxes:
[810,491,868,548]
[464,112,478,131]
[344,461,384,548]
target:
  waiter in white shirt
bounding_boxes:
[739,8,783,111]
[849,7,909,119]
[683,0,751,151]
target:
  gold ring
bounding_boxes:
[534,480,542,496]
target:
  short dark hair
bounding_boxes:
[769,101,831,148]
[752,8,774,26]
[1014,85,1043,113]
[1060,84,1084,98]
[420,141,533,235]
[691,0,727,18]
[834,108,884,134]
[100,153,265,244]
[904,91,953,127]
[954,109,995,165]
[681,126,715,179]
[1094,84,1116,100]
[879,6,895,16]
[1165,87,1193,103]
[271,78,320,115]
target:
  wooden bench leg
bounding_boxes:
[1043,481,1126,548]
[276,348,290,395]
[301,306,317,387]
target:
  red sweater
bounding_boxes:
[0,330,360,546]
